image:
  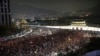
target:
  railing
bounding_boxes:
[2,28,32,41]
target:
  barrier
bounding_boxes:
[2,28,32,41]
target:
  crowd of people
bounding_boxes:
[0,29,96,56]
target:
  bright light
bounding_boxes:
[42,26,100,32]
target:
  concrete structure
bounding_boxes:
[0,0,11,26]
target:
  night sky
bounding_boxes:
[10,0,100,19]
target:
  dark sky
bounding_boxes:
[10,0,100,18]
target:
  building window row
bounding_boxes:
[0,0,7,3]
[0,3,8,7]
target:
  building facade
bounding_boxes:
[71,19,86,26]
[0,0,11,26]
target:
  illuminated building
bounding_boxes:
[0,0,11,26]
[71,19,86,26]
[19,19,29,29]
